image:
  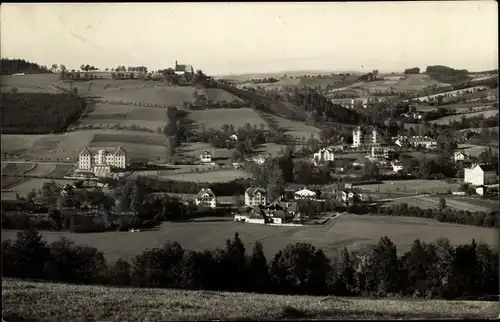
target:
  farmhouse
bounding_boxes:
[294,188,317,200]
[392,161,404,173]
[313,147,335,165]
[200,150,212,163]
[77,147,127,177]
[194,188,217,208]
[174,60,194,75]
[464,164,497,187]
[229,134,238,141]
[453,151,468,162]
[352,126,380,148]
[244,187,267,206]
[369,147,395,163]
[339,188,363,205]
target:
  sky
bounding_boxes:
[1,2,498,75]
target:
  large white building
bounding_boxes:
[244,187,267,206]
[78,147,127,177]
[313,147,335,165]
[195,188,217,208]
[464,164,497,186]
[352,126,380,148]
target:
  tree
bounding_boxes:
[108,258,131,286]
[248,241,269,293]
[334,247,357,295]
[267,165,285,202]
[366,237,400,296]
[59,64,66,72]
[51,64,58,73]
[438,197,447,211]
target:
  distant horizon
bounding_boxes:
[1,2,497,75]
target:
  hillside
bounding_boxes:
[0,58,52,75]
[2,279,498,321]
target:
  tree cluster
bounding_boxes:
[0,58,51,75]
[3,230,498,301]
[404,67,420,74]
[1,93,86,134]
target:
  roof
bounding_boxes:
[476,164,496,172]
[245,187,266,197]
[195,188,216,199]
[295,188,316,196]
[79,146,127,156]
[201,150,212,155]
[175,64,193,72]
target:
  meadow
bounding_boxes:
[457,144,499,157]
[2,214,496,264]
[385,195,497,212]
[3,279,497,321]
[4,178,76,197]
[429,109,498,125]
[188,108,267,132]
[346,74,450,93]
[265,113,321,141]
[356,179,460,195]
[156,169,253,183]
[1,129,170,162]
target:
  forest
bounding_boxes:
[1,58,52,75]
[1,93,86,134]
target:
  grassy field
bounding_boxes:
[0,74,63,94]
[457,144,499,157]
[1,176,29,189]
[176,142,234,161]
[2,214,496,264]
[429,109,499,125]
[188,108,267,132]
[3,279,498,321]
[4,178,76,197]
[1,129,170,162]
[264,113,321,141]
[24,163,56,177]
[0,162,36,176]
[344,74,450,93]
[157,169,253,183]
[385,195,498,212]
[357,180,460,195]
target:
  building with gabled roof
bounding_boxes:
[464,163,498,187]
[244,187,267,206]
[195,188,217,208]
[175,60,194,75]
[78,146,127,177]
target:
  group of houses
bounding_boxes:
[392,135,438,150]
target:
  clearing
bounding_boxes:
[2,214,496,264]
[429,109,498,125]
[385,195,497,212]
[187,108,267,132]
[2,279,497,321]
[1,129,169,162]
[357,179,460,195]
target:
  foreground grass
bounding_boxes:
[2,279,498,321]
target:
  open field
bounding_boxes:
[156,169,253,183]
[0,74,63,94]
[457,144,499,157]
[3,178,76,197]
[0,162,36,176]
[2,214,496,264]
[188,108,267,132]
[1,176,29,189]
[429,109,498,125]
[3,279,497,321]
[1,129,169,162]
[24,163,56,177]
[342,74,450,93]
[401,151,440,160]
[266,113,321,141]
[385,195,498,212]
[357,180,460,195]
[176,142,234,160]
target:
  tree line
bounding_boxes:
[404,67,420,74]
[0,58,52,75]
[1,92,86,134]
[2,229,498,301]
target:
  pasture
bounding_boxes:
[2,214,497,264]
[1,129,170,162]
[268,114,321,141]
[24,163,56,177]
[457,144,499,157]
[4,178,76,197]
[3,279,497,321]
[155,169,253,183]
[348,74,450,93]
[1,176,29,189]
[385,195,497,212]
[357,179,460,195]
[0,74,63,94]
[429,109,499,125]
[188,108,267,132]
[0,163,36,176]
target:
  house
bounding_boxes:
[195,188,217,208]
[229,134,238,141]
[407,136,437,149]
[174,60,194,75]
[340,188,363,205]
[78,147,127,177]
[250,154,268,165]
[200,150,212,163]
[244,187,267,206]
[369,147,395,163]
[313,147,335,165]
[464,164,497,186]
[453,151,468,162]
[294,188,317,200]
[352,126,380,148]
[392,162,404,173]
